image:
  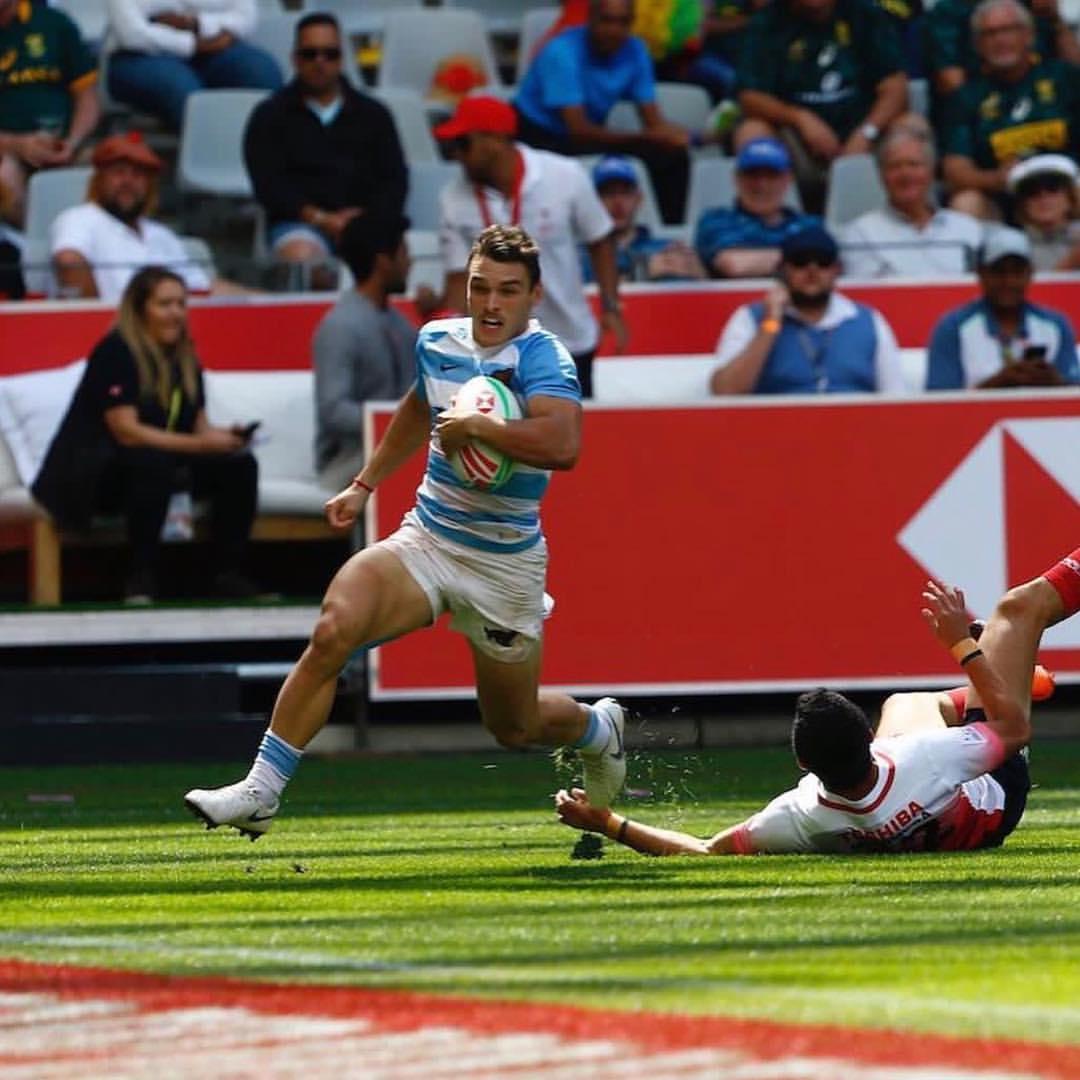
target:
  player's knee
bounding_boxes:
[993,583,1041,624]
[309,601,355,666]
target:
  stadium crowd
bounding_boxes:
[4,0,1080,406]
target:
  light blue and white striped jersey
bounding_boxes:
[412,317,581,553]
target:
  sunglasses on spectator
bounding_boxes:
[1018,176,1071,197]
[296,46,342,61]
[784,252,836,268]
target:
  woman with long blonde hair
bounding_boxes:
[33,266,261,602]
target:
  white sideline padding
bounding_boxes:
[594,348,929,403]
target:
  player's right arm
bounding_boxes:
[555,788,751,856]
[324,387,429,529]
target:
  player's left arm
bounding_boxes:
[437,394,581,471]
[555,788,745,856]
[921,581,1030,757]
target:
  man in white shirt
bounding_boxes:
[842,129,983,279]
[51,132,237,301]
[105,0,282,131]
[556,545,1080,856]
[416,96,625,397]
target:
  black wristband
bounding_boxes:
[959,647,983,666]
[616,817,630,843]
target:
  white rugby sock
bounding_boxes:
[572,704,614,755]
[245,730,303,800]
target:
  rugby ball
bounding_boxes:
[446,375,521,491]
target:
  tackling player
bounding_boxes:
[185,225,626,838]
[556,548,1080,855]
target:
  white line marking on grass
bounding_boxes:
[5,932,1080,1034]
[0,993,1049,1080]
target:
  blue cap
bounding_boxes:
[592,155,638,190]
[736,137,791,173]
[780,224,838,262]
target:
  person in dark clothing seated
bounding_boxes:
[32,266,261,603]
[242,12,406,284]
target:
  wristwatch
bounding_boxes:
[860,122,880,143]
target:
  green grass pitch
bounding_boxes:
[2,740,1079,1045]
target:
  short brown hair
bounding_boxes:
[468,224,541,288]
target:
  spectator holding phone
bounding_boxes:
[32,266,263,603]
[925,227,1079,389]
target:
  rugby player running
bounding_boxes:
[185,225,625,838]
[556,549,1080,855]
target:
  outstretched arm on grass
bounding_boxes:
[555,788,747,856]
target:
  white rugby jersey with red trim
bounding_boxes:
[731,723,1009,854]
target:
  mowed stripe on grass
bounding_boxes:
[2,960,1078,1079]
[1,746,1079,1048]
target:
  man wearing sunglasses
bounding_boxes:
[710,224,905,394]
[243,12,406,280]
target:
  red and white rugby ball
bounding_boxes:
[447,375,522,491]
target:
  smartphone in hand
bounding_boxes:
[234,420,261,442]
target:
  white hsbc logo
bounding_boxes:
[897,418,1080,648]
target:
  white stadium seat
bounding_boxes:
[23,166,93,296]
[178,90,269,197]
[825,153,887,228]
[373,89,440,165]
[377,9,501,99]
[405,161,460,231]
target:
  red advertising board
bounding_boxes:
[366,392,1080,699]
[6,276,1080,373]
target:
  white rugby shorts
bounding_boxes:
[381,512,553,662]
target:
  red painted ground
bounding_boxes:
[1,959,1078,1078]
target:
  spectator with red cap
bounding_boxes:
[416,95,623,397]
[51,132,245,301]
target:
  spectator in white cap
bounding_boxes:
[582,155,704,283]
[842,129,983,278]
[1008,154,1080,271]
[694,136,819,278]
[925,226,1080,389]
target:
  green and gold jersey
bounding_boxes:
[0,0,96,135]
[736,0,903,139]
[925,0,1060,77]
[942,58,1080,167]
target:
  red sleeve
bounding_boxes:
[729,823,756,855]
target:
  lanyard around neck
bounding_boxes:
[474,150,525,228]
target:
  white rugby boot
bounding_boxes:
[184,781,279,841]
[580,697,626,809]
